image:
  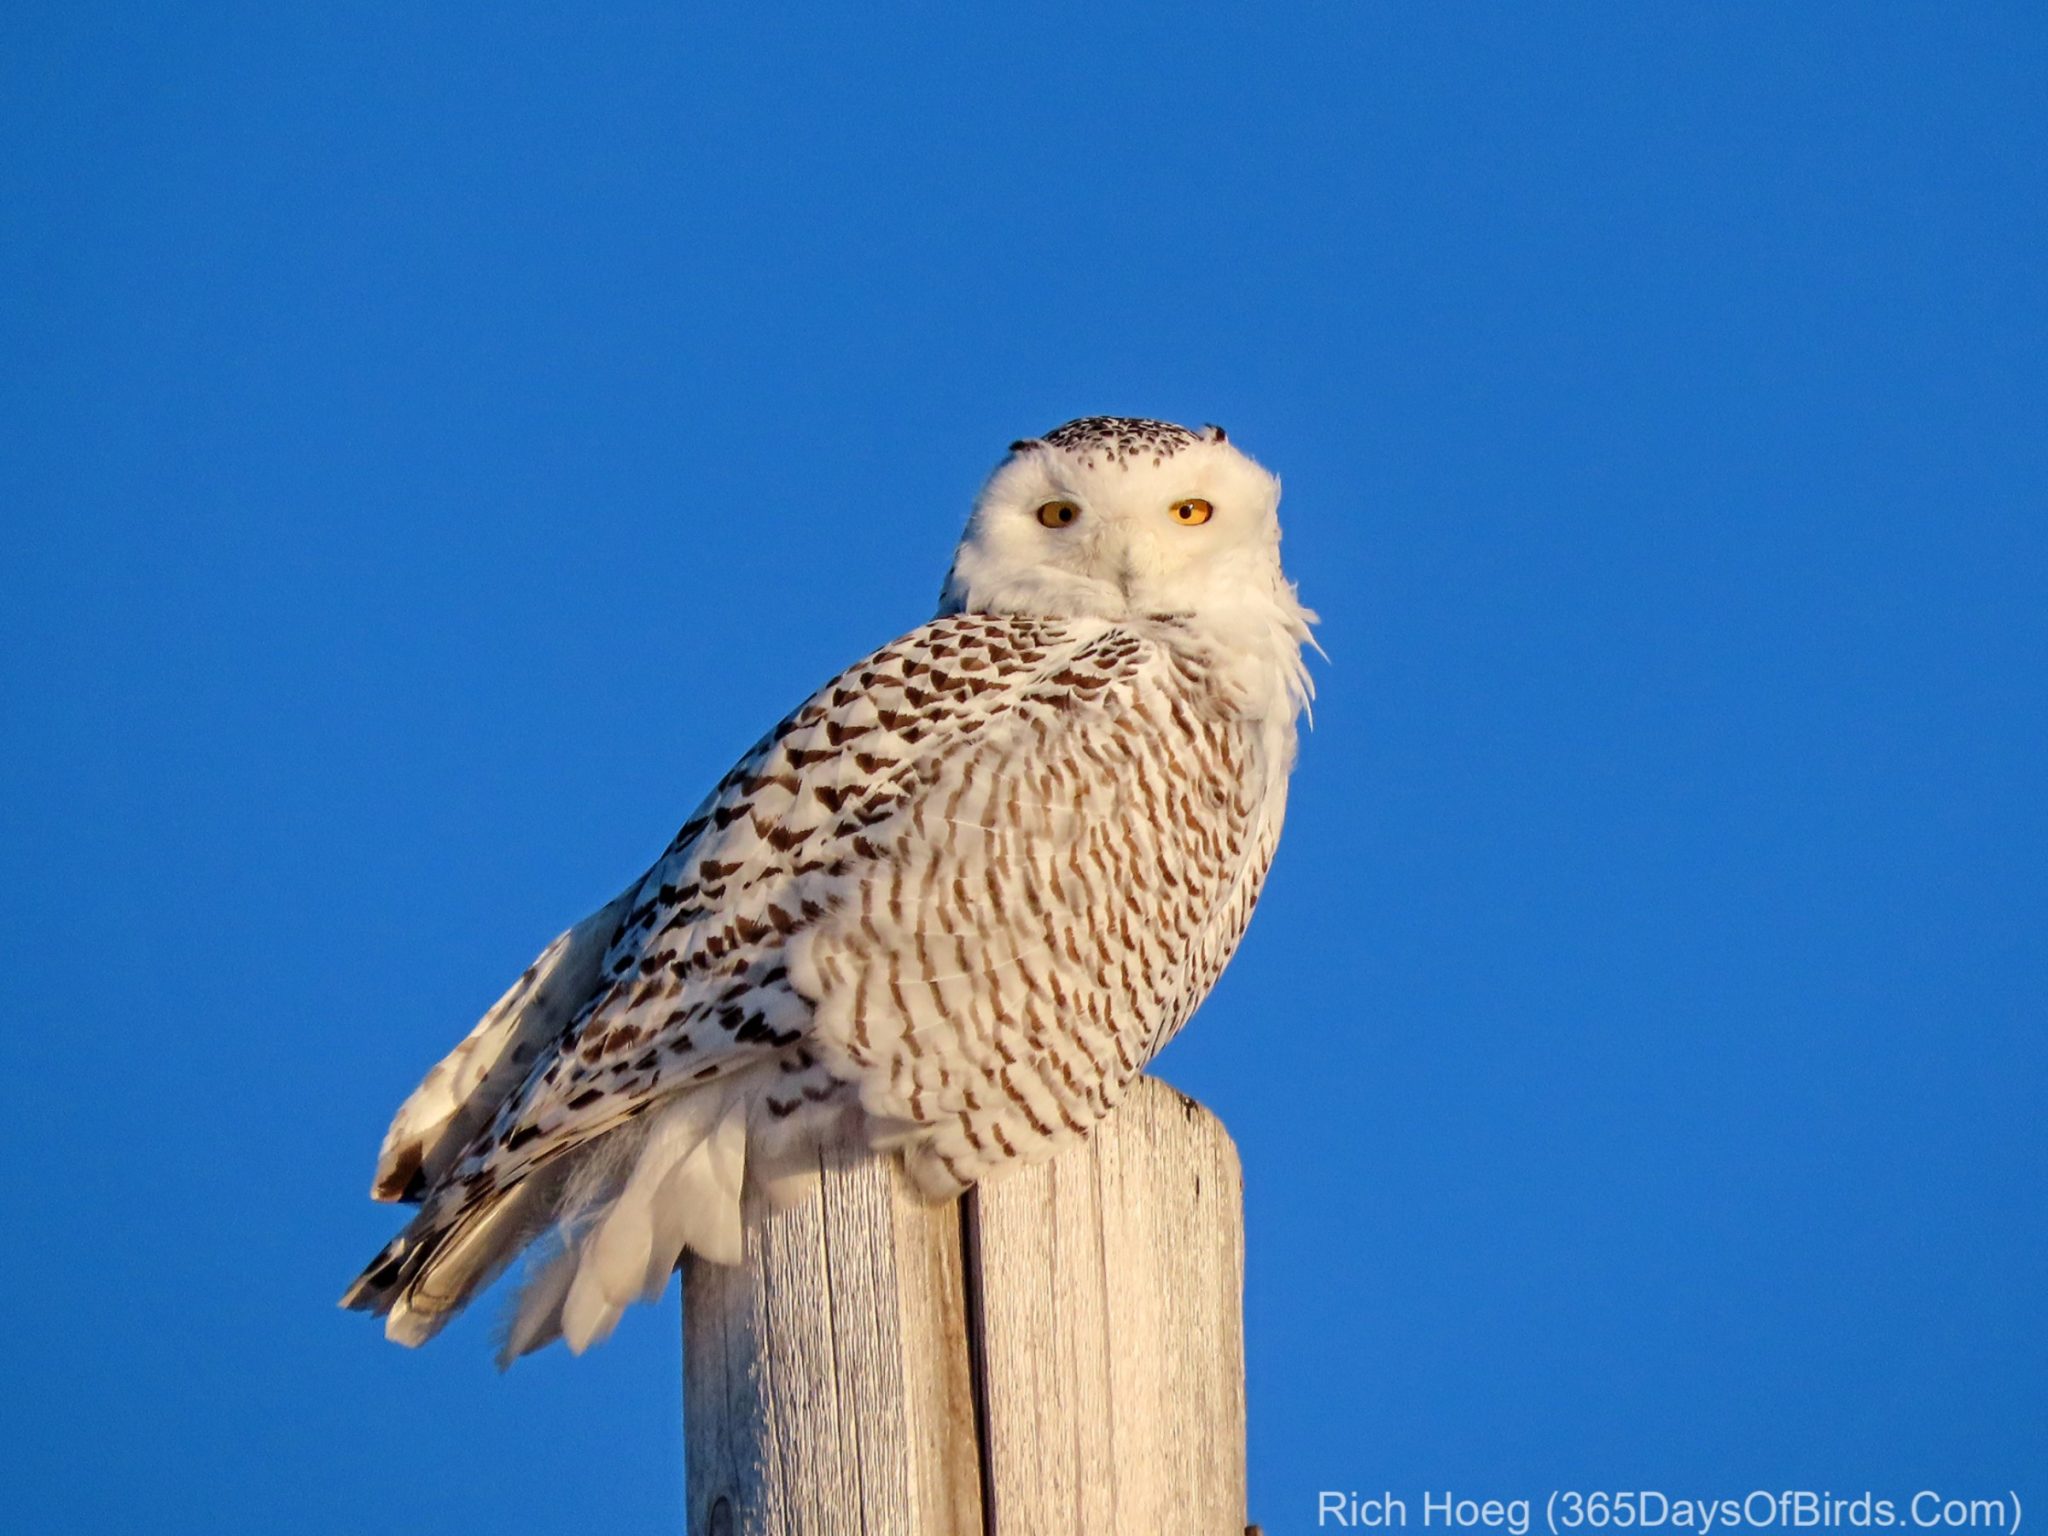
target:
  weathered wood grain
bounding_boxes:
[682,1141,983,1536]
[968,1077,1248,1535]
[682,1076,1247,1536]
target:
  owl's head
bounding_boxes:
[940,418,1308,644]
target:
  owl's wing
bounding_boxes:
[366,885,638,1203]
[426,611,1156,1204]
[348,608,1273,1348]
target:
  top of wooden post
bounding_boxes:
[683,1075,1248,1535]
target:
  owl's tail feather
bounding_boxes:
[496,1090,752,1364]
[344,1073,804,1361]
[339,1171,561,1347]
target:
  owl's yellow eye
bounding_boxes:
[1170,498,1214,526]
[1036,500,1081,529]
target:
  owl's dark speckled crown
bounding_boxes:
[1013,416,1220,467]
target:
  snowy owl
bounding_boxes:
[342,416,1316,1362]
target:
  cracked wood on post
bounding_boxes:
[969,1076,1249,1535]
[682,1075,1249,1535]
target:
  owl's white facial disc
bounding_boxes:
[941,417,1301,631]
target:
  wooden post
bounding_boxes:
[682,1075,1249,1535]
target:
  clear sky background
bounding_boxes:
[4,4,2042,1532]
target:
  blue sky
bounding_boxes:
[3,3,2042,1532]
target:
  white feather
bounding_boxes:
[688,1099,749,1266]
[496,1237,577,1367]
[495,1120,654,1361]
[371,885,635,1200]
[558,1088,753,1354]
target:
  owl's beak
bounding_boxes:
[1112,549,1139,604]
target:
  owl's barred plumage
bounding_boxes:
[342,417,1315,1360]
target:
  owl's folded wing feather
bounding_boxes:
[344,610,1268,1350]
[415,612,1144,1205]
